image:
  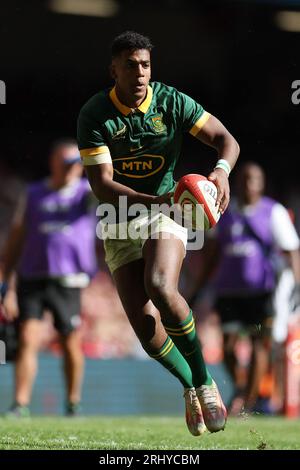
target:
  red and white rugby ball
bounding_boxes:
[174,174,221,230]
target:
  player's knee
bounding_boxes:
[18,322,41,351]
[19,331,40,351]
[145,272,177,308]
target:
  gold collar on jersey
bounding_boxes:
[109,86,153,116]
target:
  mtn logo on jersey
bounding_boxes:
[113,154,165,178]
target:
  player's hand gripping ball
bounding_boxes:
[174,174,221,230]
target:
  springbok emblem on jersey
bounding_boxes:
[151,114,166,134]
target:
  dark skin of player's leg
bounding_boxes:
[113,258,167,352]
[113,235,189,351]
[143,235,190,324]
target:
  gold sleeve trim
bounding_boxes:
[189,112,211,137]
[79,146,110,157]
[82,153,112,166]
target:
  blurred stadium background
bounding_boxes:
[1,0,300,419]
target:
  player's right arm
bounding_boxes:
[84,163,171,207]
[78,109,171,206]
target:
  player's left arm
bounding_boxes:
[194,114,240,213]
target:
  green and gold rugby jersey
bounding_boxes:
[77,81,210,196]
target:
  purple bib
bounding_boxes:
[214,197,277,294]
[19,178,97,279]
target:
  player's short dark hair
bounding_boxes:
[111,31,153,58]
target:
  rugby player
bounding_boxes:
[77,31,240,435]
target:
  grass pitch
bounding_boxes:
[0,416,300,450]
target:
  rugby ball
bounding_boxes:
[174,174,221,230]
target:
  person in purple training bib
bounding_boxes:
[190,162,300,414]
[0,138,97,417]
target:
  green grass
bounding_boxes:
[0,416,300,450]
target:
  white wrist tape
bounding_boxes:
[214,159,231,177]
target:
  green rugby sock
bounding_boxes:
[164,310,212,387]
[147,336,193,389]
